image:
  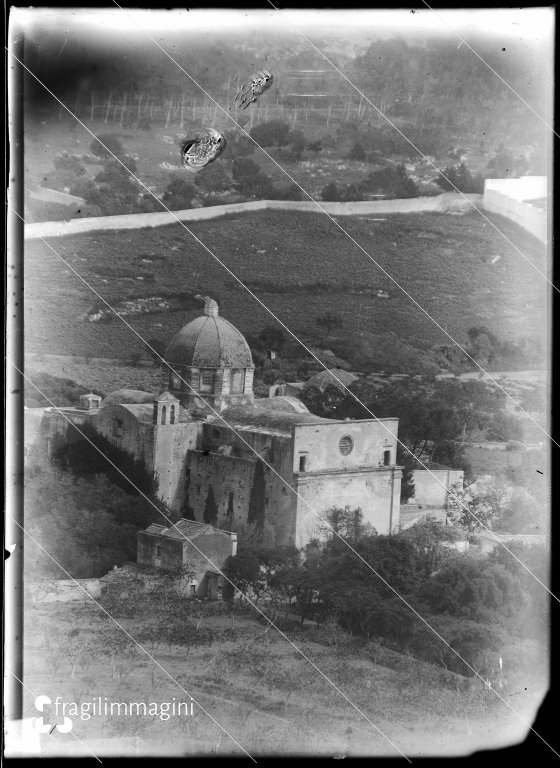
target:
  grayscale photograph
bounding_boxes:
[5,4,554,759]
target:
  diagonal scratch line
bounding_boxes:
[9,24,555,754]
[13,208,555,599]
[8,51,555,592]
[9,673,103,762]
[12,529,257,758]
[15,370,556,757]
[85,12,554,446]
[7,58,555,597]
[16,371,412,761]
[10,52,555,577]
[261,1,554,292]
[419,2,557,140]
[11,44,554,448]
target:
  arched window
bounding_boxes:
[231,369,245,394]
[161,405,167,425]
[170,405,176,424]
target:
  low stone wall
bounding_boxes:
[24,193,482,240]
[483,177,548,243]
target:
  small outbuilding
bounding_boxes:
[137,518,237,599]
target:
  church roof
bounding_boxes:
[164,297,253,369]
[120,404,156,423]
[254,396,309,414]
[157,390,179,402]
[143,518,234,540]
[305,368,358,392]
[218,404,331,433]
[102,389,157,406]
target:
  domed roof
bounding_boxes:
[255,396,309,414]
[165,298,253,369]
[305,368,358,392]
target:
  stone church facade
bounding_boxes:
[27,298,402,548]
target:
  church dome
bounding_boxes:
[165,298,253,369]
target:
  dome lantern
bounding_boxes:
[203,297,219,318]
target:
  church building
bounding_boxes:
[28,298,402,548]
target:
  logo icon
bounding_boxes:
[34,696,72,733]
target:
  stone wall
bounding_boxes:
[186,428,298,547]
[137,532,183,571]
[483,177,547,243]
[152,421,204,511]
[410,468,464,508]
[292,419,401,546]
[24,194,482,240]
[293,418,400,474]
[137,530,235,597]
[93,405,155,467]
[295,468,401,547]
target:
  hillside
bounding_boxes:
[24,209,547,372]
[23,595,541,757]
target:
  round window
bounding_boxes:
[339,435,354,456]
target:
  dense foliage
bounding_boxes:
[223,510,549,681]
[24,458,162,580]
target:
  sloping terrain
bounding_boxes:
[24,209,548,371]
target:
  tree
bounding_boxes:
[193,162,231,193]
[90,134,127,162]
[362,164,418,199]
[273,183,304,201]
[321,506,374,550]
[447,481,498,533]
[146,338,167,365]
[349,142,366,161]
[222,550,260,596]
[290,130,305,160]
[435,163,484,193]
[250,120,292,148]
[247,459,266,531]
[232,159,274,198]
[203,486,218,526]
[162,177,196,210]
[87,161,140,214]
[307,140,323,154]
[321,181,341,202]
[315,311,343,337]
[225,491,235,528]
[397,444,416,503]
[341,183,363,202]
[258,325,287,353]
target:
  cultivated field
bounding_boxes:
[24,208,547,373]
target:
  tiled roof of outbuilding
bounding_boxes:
[142,518,234,540]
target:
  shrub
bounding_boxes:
[249,120,292,148]
[90,134,127,161]
[321,181,341,201]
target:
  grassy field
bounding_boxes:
[23,596,541,758]
[24,207,547,372]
